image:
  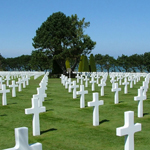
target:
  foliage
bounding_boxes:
[78,55,84,72]
[143,52,150,72]
[89,54,96,72]
[82,55,89,72]
[30,50,52,71]
[65,59,71,69]
[32,12,96,73]
[2,55,31,71]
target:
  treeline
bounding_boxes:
[0,52,150,73]
[95,52,150,73]
[0,51,52,71]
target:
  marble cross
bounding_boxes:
[116,111,141,150]
[88,93,104,126]
[122,77,129,94]
[25,97,46,136]
[9,80,18,97]
[70,81,79,99]
[111,83,121,104]
[76,85,88,108]
[4,127,42,150]
[134,87,146,117]
[0,84,10,105]
[90,77,96,91]
[84,76,89,87]
[16,78,22,92]
[98,79,106,96]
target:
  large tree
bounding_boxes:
[32,12,96,74]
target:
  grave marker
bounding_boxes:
[9,80,18,97]
[0,84,10,105]
[116,111,141,150]
[134,87,146,118]
[111,83,121,104]
[88,93,104,126]
[4,127,42,150]
[70,81,79,99]
[25,97,46,136]
[76,85,88,108]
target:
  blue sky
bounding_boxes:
[0,0,150,58]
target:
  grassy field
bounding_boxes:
[0,75,150,150]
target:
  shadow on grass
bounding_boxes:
[99,119,110,125]
[45,99,53,101]
[0,114,7,116]
[8,102,17,105]
[143,113,149,116]
[40,128,57,135]
[46,109,54,112]
[119,101,124,103]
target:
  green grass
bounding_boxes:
[0,76,150,149]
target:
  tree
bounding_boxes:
[82,55,89,72]
[117,55,130,72]
[103,54,115,73]
[65,59,71,70]
[78,55,84,72]
[89,54,96,72]
[95,54,105,72]
[32,12,96,74]
[30,50,52,71]
[143,52,150,72]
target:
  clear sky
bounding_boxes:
[0,0,150,58]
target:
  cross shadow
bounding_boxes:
[8,102,17,105]
[46,109,54,112]
[143,113,149,116]
[45,99,53,101]
[40,128,57,135]
[119,101,124,103]
[0,114,7,116]
[99,119,110,125]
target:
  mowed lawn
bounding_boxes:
[0,75,150,150]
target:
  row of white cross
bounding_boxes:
[3,72,47,150]
[62,72,150,150]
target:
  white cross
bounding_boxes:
[76,85,88,108]
[5,75,10,86]
[98,79,106,96]
[16,78,22,92]
[0,84,10,105]
[64,76,68,86]
[122,77,129,94]
[0,77,4,89]
[80,75,84,85]
[9,80,18,97]
[33,87,47,107]
[134,87,146,117]
[111,83,121,104]
[116,111,141,150]
[25,75,30,85]
[84,76,89,87]
[70,81,79,99]
[88,93,104,126]
[95,74,100,84]
[60,74,64,84]
[129,76,134,88]
[118,75,122,85]
[142,81,148,97]
[25,97,46,136]
[21,76,26,88]
[90,77,96,91]
[75,73,80,83]
[4,127,42,150]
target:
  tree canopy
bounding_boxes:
[32,12,96,74]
